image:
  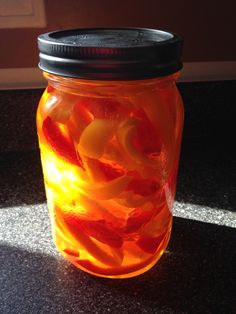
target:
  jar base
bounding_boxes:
[73,250,165,279]
[58,232,171,279]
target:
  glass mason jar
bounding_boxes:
[37,28,184,278]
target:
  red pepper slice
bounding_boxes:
[125,208,154,233]
[61,211,122,248]
[131,109,162,155]
[85,220,123,248]
[136,232,167,254]
[98,161,125,181]
[78,98,124,120]
[47,85,55,93]
[63,248,80,257]
[126,177,159,196]
[42,116,82,167]
[56,207,123,266]
[76,254,156,276]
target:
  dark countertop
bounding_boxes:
[0,81,236,313]
[0,141,235,314]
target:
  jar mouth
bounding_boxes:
[38,28,183,80]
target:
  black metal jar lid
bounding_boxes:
[38,28,183,80]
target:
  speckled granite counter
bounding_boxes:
[0,81,236,313]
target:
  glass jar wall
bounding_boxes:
[36,72,184,278]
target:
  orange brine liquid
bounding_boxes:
[36,74,183,278]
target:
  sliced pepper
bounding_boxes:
[76,193,126,226]
[76,254,156,276]
[141,206,172,238]
[131,108,162,155]
[98,161,125,181]
[125,208,154,233]
[80,156,107,183]
[42,117,82,167]
[77,119,117,159]
[60,209,122,248]
[46,85,55,93]
[103,140,137,172]
[82,220,122,248]
[81,174,131,200]
[55,206,123,266]
[82,157,124,183]
[63,248,80,257]
[136,232,167,254]
[66,101,94,143]
[46,93,79,123]
[132,91,176,180]
[114,190,151,208]
[116,118,163,174]
[73,155,131,200]
[126,178,159,196]
[77,98,126,120]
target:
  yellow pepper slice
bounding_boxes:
[103,141,137,172]
[116,118,163,176]
[114,191,153,208]
[75,193,127,228]
[42,148,130,202]
[77,119,116,159]
[80,175,131,200]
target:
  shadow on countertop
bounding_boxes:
[1,217,235,314]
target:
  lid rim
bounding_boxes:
[37,27,183,80]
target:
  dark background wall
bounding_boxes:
[0,0,235,69]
